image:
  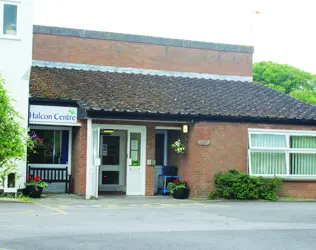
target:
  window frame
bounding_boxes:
[28,126,73,173]
[248,129,316,179]
[0,1,20,39]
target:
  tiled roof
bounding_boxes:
[30,66,316,121]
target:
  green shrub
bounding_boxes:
[208,191,218,200]
[212,169,282,201]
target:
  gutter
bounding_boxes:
[28,98,316,126]
[86,110,316,126]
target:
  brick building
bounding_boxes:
[28,25,316,199]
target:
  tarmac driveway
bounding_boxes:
[1,198,316,250]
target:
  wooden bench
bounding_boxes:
[27,166,71,194]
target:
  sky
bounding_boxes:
[33,0,316,74]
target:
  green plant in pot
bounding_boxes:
[24,175,48,198]
[171,139,185,154]
[167,178,189,199]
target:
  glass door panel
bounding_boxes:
[102,136,120,165]
[130,133,141,166]
[101,135,120,185]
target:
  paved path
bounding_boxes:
[1,199,316,249]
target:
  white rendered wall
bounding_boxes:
[0,0,33,190]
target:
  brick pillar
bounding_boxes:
[185,123,213,198]
[145,124,155,195]
[71,119,87,195]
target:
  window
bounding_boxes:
[130,133,141,166]
[155,133,165,166]
[248,129,316,177]
[28,129,70,165]
[0,2,18,36]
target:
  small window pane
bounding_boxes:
[54,130,61,164]
[61,131,69,164]
[3,4,17,35]
[251,152,287,175]
[290,136,316,149]
[291,153,316,175]
[130,133,141,166]
[155,134,165,166]
[251,134,286,148]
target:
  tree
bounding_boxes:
[0,75,28,187]
[253,61,316,104]
[289,89,316,104]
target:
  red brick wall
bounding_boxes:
[145,124,155,196]
[33,34,253,77]
[280,182,316,199]
[71,120,316,199]
[71,119,87,195]
[182,122,316,198]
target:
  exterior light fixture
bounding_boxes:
[103,129,114,133]
[182,124,188,134]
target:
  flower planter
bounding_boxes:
[23,186,43,198]
[172,187,189,199]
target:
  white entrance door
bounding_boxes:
[126,127,146,195]
[99,130,126,192]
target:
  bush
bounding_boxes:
[212,169,282,201]
[208,191,218,200]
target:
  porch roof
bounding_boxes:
[30,66,316,123]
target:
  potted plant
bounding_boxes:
[171,139,185,154]
[23,175,48,198]
[167,178,189,199]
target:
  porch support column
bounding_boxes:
[85,118,94,199]
[145,124,155,195]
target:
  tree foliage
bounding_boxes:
[0,75,28,186]
[253,61,316,104]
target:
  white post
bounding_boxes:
[85,118,93,199]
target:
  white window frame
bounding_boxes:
[28,126,73,174]
[0,1,20,40]
[248,128,316,180]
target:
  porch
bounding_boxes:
[80,120,188,199]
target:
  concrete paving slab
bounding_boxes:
[35,193,197,206]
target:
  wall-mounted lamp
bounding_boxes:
[182,124,188,134]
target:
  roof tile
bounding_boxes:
[30,66,316,121]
